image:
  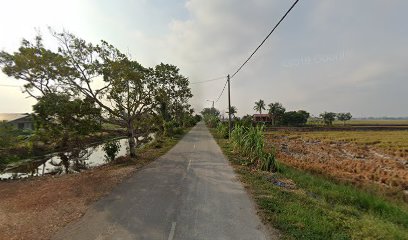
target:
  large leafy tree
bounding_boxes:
[253,99,266,114]
[337,112,352,125]
[320,112,337,126]
[201,107,220,117]
[0,30,192,158]
[33,93,102,172]
[282,110,310,126]
[150,63,193,129]
[268,102,286,126]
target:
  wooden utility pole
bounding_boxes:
[227,74,232,139]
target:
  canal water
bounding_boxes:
[0,138,130,180]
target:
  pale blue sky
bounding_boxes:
[0,0,407,117]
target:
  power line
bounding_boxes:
[190,76,226,85]
[214,80,228,103]
[230,0,300,79]
[208,0,300,105]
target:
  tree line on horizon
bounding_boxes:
[201,99,352,127]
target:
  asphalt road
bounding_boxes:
[53,122,270,240]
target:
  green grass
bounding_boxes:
[212,130,408,240]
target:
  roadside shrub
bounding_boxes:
[164,120,177,137]
[217,122,229,139]
[243,125,264,161]
[194,114,202,123]
[230,124,277,172]
[260,152,278,172]
[173,127,184,136]
[103,139,121,162]
[205,115,220,128]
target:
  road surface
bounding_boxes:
[54,122,270,240]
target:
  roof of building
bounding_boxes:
[0,113,30,122]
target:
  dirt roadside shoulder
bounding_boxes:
[0,132,188,240]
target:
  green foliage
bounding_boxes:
[201,107,220,117]
[193,114,202,123]
[215,137,408,239]
[253,99,266,114]
[0,122,34,165]
[0,30,194,159]
[282,110,310,126]
[267,102,286,126]
[239,115,254,127]
[151,63,193,129]
[320,112,337,126]
[337,112,353,125]
[163,120,177,137]
[216,122,229,139]
[0,121,19,148]
[227,106,237,119]
[33,93,102,138]
[230,124,277,171]
[201,107,221,128]
[205,115,220,128]
[103,139,121,162]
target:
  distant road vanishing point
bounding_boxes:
[53,122,271,240]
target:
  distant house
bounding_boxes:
[253,114,271,123]
[0,113,34,130]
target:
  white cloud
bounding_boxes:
[0,0,407,117]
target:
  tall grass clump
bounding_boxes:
[204,115,220,128]
[216,122,229,139]
[230,124,277,171]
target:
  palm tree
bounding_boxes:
[268,102,286,126]
[253,99,266,114]
[227,106,237,118]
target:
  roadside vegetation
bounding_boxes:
[0,127,190,240]
[0,29,200,173]
[204,100,408,239]
[211,129,408,240]
[266,130,408,201]
[202,106,278,172]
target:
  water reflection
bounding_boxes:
[0,138,130,180]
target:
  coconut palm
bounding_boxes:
[253,99,266,114]
[227,106,237,118]
[268,102,286,126]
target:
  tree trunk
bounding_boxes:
[128,121,137,158]
[58,153,70,174]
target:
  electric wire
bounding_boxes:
[190,76,226,85]
[214,80,228,103]
[230,0,300,79]
[208,0,300,105]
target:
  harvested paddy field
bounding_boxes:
[265,130,408,198]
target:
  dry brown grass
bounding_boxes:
[265,131,408,198]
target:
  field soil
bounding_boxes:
[0,135,182,240]
[265,131,408,198]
